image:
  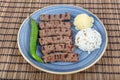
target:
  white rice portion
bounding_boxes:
[75,28,102,53]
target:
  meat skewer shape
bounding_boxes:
[41,43,75,55]
[43,53,78,63]
[39,21,71,29]
[40,13,71,21]
[39,36,72,45]
[39,28,72,37]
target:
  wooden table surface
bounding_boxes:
[0,0,120,80]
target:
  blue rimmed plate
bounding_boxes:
[17,5,108,74]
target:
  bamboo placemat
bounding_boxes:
[0,0,120,80]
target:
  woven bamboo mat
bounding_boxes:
[0,0,120,80]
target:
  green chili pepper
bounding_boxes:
[30,17,44,63]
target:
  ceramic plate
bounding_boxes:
[17,5,108,74]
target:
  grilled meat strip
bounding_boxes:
[39,28,71,37]
[41,43,74,55]
[43,53,78,63]
[40,13,71,21]
[39,21,71,29]
[39,36,72,45]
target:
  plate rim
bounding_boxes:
[17,4,108,74]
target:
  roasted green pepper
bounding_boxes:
[30,17,44,63]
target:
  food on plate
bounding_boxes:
[39,13,78,62]
[39,36,72,45]
[30,18,44,63]
[43,53,78,63]
[30,12,100,63]
[41,43,75,55]
[39,21,71,29]
[39,28,72,37]
[40,13,71,21]
[74,14,94,30]
[75,28,102,53]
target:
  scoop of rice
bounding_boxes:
[75,28,102,53]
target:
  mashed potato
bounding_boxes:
[75,28,102,53]
[74,14,94,30]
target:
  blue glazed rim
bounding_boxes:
[17,5,108,74]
